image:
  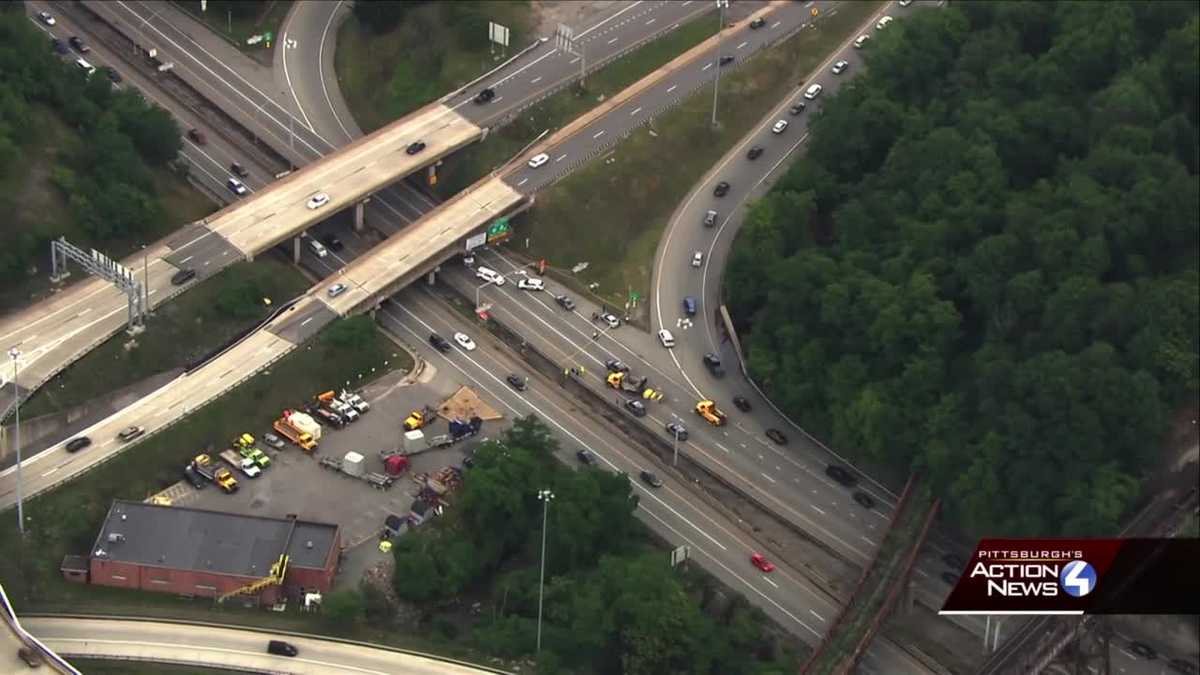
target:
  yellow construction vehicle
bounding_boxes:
[217,554,290,604]
[403,409,431,431]
[214,467,239,493]
[695,400,728,427]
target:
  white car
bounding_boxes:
[453,332,476,351]
[262,433,285,449]
[876,15,893,30]
[307,239,328,258]
[227,177,248,196]
[528,153,550,169]
[854,34,871,48]
[804,83,823,100]
[657,329,676,348]
[237,458,262,479]
[517,278,545,291]
[476,266,506,286]
[38,11,56,26]
[772,119,789,134]
[832,60,849,75]
[601,313,621,329]
[327,283,348,298]
[691,251,704,268]
[306,192,330,209]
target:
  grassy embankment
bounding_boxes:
[21,260,311,419]
[335,1,534,133]
[518,2,883,312]
[0,317,409,616]
[0,107,215,314]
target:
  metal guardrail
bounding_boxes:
[21,612,512,674]
[0,585,81,675]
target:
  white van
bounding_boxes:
[307,238,328,258]
[75,59,96,77]
[657,329,676,348]
[476,266,506,286]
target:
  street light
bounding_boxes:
[8,347,24,536]
[711,0,730,127]
[670,413,683,467]
[536,488,555,654]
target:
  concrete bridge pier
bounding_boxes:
[354,198,371,233]
[293,235,302,264]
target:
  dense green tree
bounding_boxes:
[726,1,1199,537]
[0,12,188,285]
[353,0,430,34]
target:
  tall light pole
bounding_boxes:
[536,488,555,654]
[670,413,683,467]
[8,347,24,535]
[711,0,729,127]
[141,244,149,317]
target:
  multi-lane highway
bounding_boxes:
[3,3,952,671]
[3,0,723,407]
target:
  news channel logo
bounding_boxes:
[1059,560,1097,597]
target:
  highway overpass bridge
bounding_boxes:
[0,98,482,406]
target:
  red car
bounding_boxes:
[750,553,775,573]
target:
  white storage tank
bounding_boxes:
[402,430,426,454]
[342,451,365,477]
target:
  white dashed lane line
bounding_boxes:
[667,84,677,93]
[593,130,605,139]
[630,107,642,116]
[737,40,748,49]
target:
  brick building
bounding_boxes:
[83,500,340,604]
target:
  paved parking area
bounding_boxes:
[177,368,507,550]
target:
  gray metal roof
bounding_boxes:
[91,500,337,578]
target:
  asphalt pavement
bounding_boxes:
[26,616,504,675]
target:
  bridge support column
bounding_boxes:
[354,198,370,233]
[293,236,301,264]
[426,268,437,286]
[369,302,382,320]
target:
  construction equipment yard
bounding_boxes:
[150,374,502,549]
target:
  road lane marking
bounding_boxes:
[737,40,748,49]
[760,472,776,484]
[555,153,567,162]
[772,20,781,28]
[646,18,656,26]
[702,62,713,71]
[530,76,542,84]
[810,609,826,622]
[517,178,528,186]
[593,130,605,139]
[179,255,194,264]
[811,505,826,515]
[667,84,677,93]
[861,535,875,545]
[300,317,313,327]
[579,1,644,37]
[763,577,779,588]
[630,107,642,116]
[570,57,581,64]
[608,37,619,44]
[42,468,59,478]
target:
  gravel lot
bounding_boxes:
[167,369,506,551]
